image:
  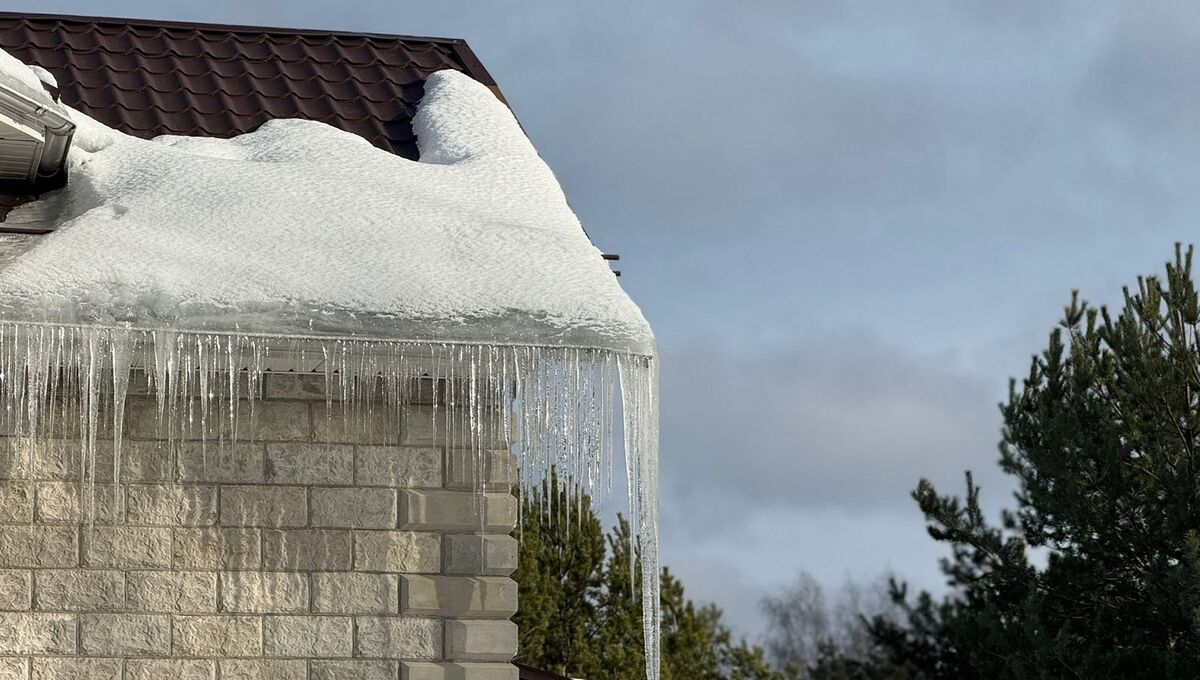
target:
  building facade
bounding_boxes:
[0,372,520,679]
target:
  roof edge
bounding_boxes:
[0,10,476,49]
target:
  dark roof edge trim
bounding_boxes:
[449,42,499,91]
[0,10,471,45]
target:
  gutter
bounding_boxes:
[0,78,75,184]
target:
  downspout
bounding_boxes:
[35,106,73,182]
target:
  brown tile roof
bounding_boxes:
[0,11,504,160]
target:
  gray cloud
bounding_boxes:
[1078,3,1200,147]
[658,330,1008,552]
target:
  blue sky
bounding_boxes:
[11,0,1200,638]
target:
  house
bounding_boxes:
[0,12,659,680]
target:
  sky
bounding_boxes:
[11,0,1200,640]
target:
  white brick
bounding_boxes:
[0,526,76,568]
[176,443,265,483]
[444,620,518,662]
[262,529,352,571]
[127,484,217,526]
[312,573,398,614]
[400,576,516,619]
[312,408,399,445]
[311,661,396,680]
[220,486,306,527]
[401,662,518,680]
[173,528,260,570]
[263,615,352,657]
[35,482,122,524]
[83,527,171,568]
[218,660,306,680]
[354,531,441,573]
[220,572,308,613]
[129,400,310,442]
[355,616,442,659]
[0,484,32,523]
[0,570,31,610]
[264,373,327,400]
[127,571,217,613]
[35,570,125,611]
[356,446,442,488]
[265,442,353,484]
[0,613,74,654]
[444,535,518,577]
[30,658,122,680]
[31,440,171,483]
[311,487,397,529]
[80,613,170,656]
[0,438,28,481]
[0,658,24,680]
[398,491,516,532]
[403,406,507,447]
[172,615,262,657]
[246,402,314,443]
[125,659,215,680]
[445,450,517,491]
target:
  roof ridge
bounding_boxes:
[0,11,470,45]
[59,61,421,86]
[25,42,448,67]
[62,76,413,103]
[0,12,504,159]
[36,21,456,50]
[75,97,402,123]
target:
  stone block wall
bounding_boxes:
[0,373,520,680]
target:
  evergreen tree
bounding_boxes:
[514,479,782,679]
[582,516,647,679]
[870,245,1200,678]
[512,478,606,674]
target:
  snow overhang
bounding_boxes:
[0,55,653,358]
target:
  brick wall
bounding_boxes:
[0,373,520,680]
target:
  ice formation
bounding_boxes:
[0,52,660,677]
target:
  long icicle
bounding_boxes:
[0,322,661,680]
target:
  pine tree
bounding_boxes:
[514,480,783,679]
[512,477,606,674]
[871,245,1200,678]
[582,515,647,679]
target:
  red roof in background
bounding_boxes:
[0,11,504,160]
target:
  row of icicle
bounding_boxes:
[0,321,660,679]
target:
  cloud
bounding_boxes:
[663,501,956,640]
[655,330,1020,637]
[1078,2,1200,148]
[658,332,1006,533]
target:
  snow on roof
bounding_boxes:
[0,48,54,106]
[0,52,653,356]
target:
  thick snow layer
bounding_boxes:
[28,64,57,89]
[0,51,53,106]
[0,56,653,355]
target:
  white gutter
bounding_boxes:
[0,79,74,183]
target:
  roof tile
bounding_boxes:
[0,12,502,159]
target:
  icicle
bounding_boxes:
[620,353,661,680]
[0,321,661,680]
[110,332,131,518]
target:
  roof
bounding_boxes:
[0,11,503,160]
